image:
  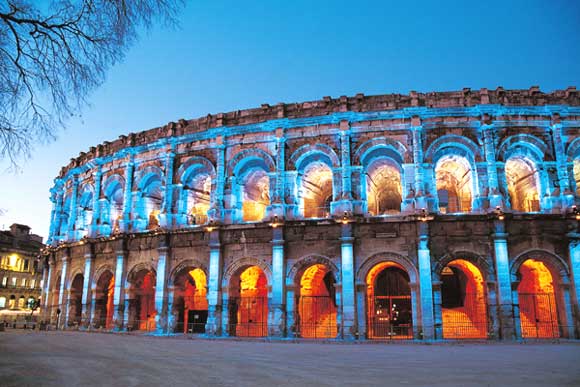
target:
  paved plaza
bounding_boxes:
[1,331,579,386]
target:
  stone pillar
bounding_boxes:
[552,120,574,209]
[89,166,102,237]
[47,187,61,244]
[81,249,93,328]
[487,281,500,340]
[269,226,285,336]
[268,129,285,218]
[89,288,97,329]
[66,176,79,240]
[355,282,367,339]
[285,284,296,338]
[209,137,226,221]
[411,118,432,211]
[432,281,443,339]
[112,241,127,331]
[417,221,434,339]
[121,157,135,232]
[42,258,53,320]
[567,232,580,332]
[161,148,175,228]
[205,229,222,335]
[154,237,170,334]
[492,219,516,339]
[332,120,354,216]
[58,255,68,329]
[340,223,356,339]
[481,120,505,210]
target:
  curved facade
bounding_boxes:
[42,87,580,340]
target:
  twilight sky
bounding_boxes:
[0,0,579,239]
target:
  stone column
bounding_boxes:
[268,129,285,218]
[417,221,435,339]
[154,237,170,334]
[481,120,504,210]
[66,176,79,240]
[269,226,285,336]
[285,284,296,338]
[432,281,443,339]
[552,120,574,209]
[340,223,356,339]
[355,282,367,339]
[42,258,53,320]
[58,255,69,329]
[332,120,354,216]
[487,281,500,340]
[161,148,175,228]
[112,241,127,331]
[205,229,222,335]
[566,232,580,332]
[411,118,431,211]
[89,288,97,329]
[89,166,102,237]
[121,156,135,232]
[492,219,516,339]
[209,137,226,222]
[47,187,61,244]
[81,248,93,328]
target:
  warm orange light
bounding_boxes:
[299,264,337,338]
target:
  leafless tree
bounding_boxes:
[0,0,183,169]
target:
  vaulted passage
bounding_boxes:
[76,186,94,237]
[436,155,473,213]
[94,271,115,329]
[172,268,208,333]
[297,264,337,338]
[228,265,268,337]
[441,260,488,339]
[517,259,560,338]
[366,159,402,215]
[139,174,164,230]
[103,178,124,234]
[302,161,333,218]
[505,157,540,212]
[68,274,84,326]
[184,174,211,225]
[128,270,156,331]
[242,170,270,222]
[367,262,413,339]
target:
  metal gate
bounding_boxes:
[368,296,412,339]
[518,293,559,338]
[228,296,268,337]
[442,293,489,339]
[298,295,337,339]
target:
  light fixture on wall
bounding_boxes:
[269,215,282,228]
[571,205,580,220]
[205,219,217,233]
[494,206,505,221]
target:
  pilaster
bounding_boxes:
[417,220,434,339]
[340,222,356,339]
[492,219,516,339]
[205,228,222,335]
[155,235,170,334]
[269,225,285,336]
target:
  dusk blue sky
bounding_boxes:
[1,0,579,238]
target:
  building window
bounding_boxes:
[21,278,27,287]
[30,279,36,289]
[1,277,7,287]
[24,259,29,271]
[0,296,5,308]
[11,277,17,287]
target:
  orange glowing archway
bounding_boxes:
[173,267,208,333]
[517,259,560,338]
[298,264,337,338]
[366,262,412,339]
[95,271,115,329]
[440,259,488,339]
[130,269,156,331]
[229,265,268,337]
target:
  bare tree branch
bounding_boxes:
[0,0,184,170]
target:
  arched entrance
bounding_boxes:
[297,264,337,338]
[366,158,402,215]
[128,269,156,331]
[94,271,114,329]
[505,156,540,212]
[228,265,268,337]
[517,259,561,338]
[441,260,488,339]
[435,155,473,213]
[366,262,413,339]
[172,268,208,333]
[68,274,84,326]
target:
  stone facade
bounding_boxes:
[42,87,580,340]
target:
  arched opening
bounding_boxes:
[138,173,163,231]
[184,174,212,225]
[505,156,540,212]
[302,161,333,218]
[242,169,270,222]
[18,295,25,309]
[94,271,115,329]
[366,262,413,339]
[436,155,473,213]
[517,259,561,338]
[59,196,71,238]
[172,268,208,333]
[228,265,268,337]
[103,179,124,234]
[68,274,84,326]
[441,260,488,339]
[128,269,156,331]
[297,264,337,338]
[9,294,16,309]
[573,159,580,195]
[366,158,402,215]
[51,275,61,321]
[76,185,94,236]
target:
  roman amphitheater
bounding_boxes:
[41,87,580,341]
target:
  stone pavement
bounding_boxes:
[1,331,579,387]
